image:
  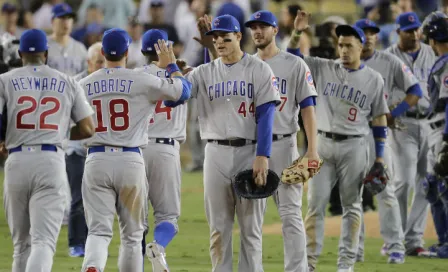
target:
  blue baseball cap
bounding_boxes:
[1,3,17,13]
[19,29,48,53]
[141,29,170,52]
[102,28,132,56]
[335,25,366,44]
[206,14,241,35]
[52,3,75,19]
[150,0,164,7]
[354,19,380,34]
[244,10,278,28]
[396,12,421,31]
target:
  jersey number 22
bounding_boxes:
[16,96,60,130]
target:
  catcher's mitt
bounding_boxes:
[281,156,323,185]
[232,169,280,199]
[363,162,389,195]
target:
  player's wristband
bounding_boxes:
[166,63,180,77]
[390,101,410,118]
[372,126,387,158]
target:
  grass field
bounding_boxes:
[0,171,446,272]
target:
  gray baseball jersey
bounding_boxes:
[134,64,187,142]
[78,68,184,148]
[260,51,317,134]
[47,37,87,76]
[385,43,437,109]
[0,65,94,149]
[303,57,389,135]
[363,50,419,105]
[258,50,317,272]
[186,53,281,139]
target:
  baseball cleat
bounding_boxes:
[69,246,85,257]
[428,243,441,254]
[337,266,353,272]
[85,267,99,272]
[146,242,169,272]
[406,247,436,257]
[388,252,405,264]
[437,244,448,258]
[380,244,389,256]
[356,254,364,262]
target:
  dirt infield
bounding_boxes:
[263,210,438,239]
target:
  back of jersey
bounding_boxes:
[0,65,92,149]
[79,68,183,148]
[135,64,187,142]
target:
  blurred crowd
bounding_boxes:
[0,0,447,68]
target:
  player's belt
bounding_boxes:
[429,119,445,130]
[405,111,428,119]
[8,144,58,154]
[207,139,257,147]
[318,130,363,141]
[273,134,292,141]
[153,138,176,146]
[87,146,141,154]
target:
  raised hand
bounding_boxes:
[155,39,176,68]
[193,14,215,49]
[294,10,311,32]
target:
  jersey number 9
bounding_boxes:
[348,107,358,122]
[16,96,61,130]
[92,99,130,132]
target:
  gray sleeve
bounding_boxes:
[295,58,318,105]
[143,72,184,101]
[303,56,330,81]
[391,55,419,92]
[371,77,390,118]
[185,67,200,99]
[254,62,281,107]
[71,80,94,122]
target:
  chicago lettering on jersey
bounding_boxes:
[156,70,169,78]
[207,80,254,101]
[86,79,134,96]
[275,77,287,95]
[323,82,367,108]
[11,77,66,93]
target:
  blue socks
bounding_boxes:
[154,222,177,248]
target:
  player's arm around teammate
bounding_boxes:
[183,14,280,272]
[244,11,319,272]
[1,29,94,272]
[78,28,191,272]
[288,11,390,272]
[135,29,188,271]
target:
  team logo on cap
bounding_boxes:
[408,15,415,22]
[63,4,69,11]
[255,12,261,19]
[402,64,413,75]
[365,19,371,25]
[214,19,220,27]
[306,71,314,86]
[271,76,279,91]
[444,75,448,88]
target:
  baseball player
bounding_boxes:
[288,12,389,272]
[244,11,319,272]
[354,19,424,263]
[78,28,191,272]
[385,11,437,255]
[182,14,281,272]
[134,29,188,271]
[422,16,448,258]
[1,29,94,272]
[47,3,87,76]
[64,42,105,258]
[46,2,89,225]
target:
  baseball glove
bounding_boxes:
[281,156,323,185]
[363,162,389,195]
[232,169,280,199]
[434,142,448,177]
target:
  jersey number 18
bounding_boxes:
[92,99,129,132]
